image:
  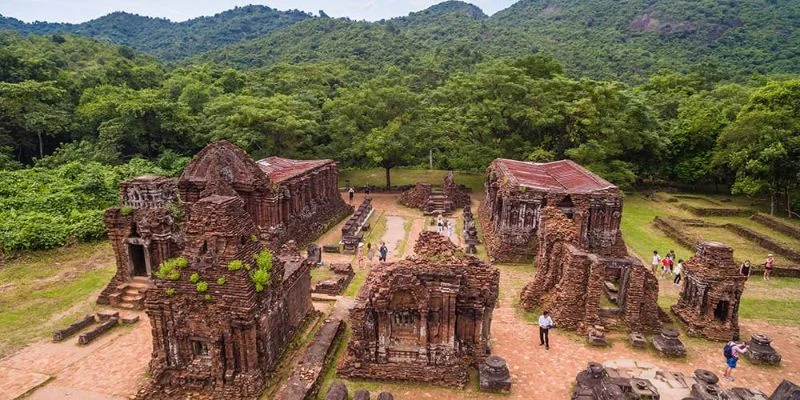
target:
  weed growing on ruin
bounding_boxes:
[196,281,208,293]
[251,249,273,292]
[217,276,226,285]
[203,294,213,302]
[227,259,245,271]
[190,272,200,283]
[120,206,133,216]
[155,257,187,281]
[165,288,175,296]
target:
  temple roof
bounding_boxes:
[180,140,271,191]
[256,156,333,183]
[494,159,616,193]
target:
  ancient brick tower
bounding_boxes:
[340,231,499,388]
[138,194,312,399]
[501,159,663,333]
[99,140,351,309]
[672,241,746,340]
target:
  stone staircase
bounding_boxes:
[423,191,454,216]
[108,276,153,310]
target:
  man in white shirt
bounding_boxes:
[538,311,554,350]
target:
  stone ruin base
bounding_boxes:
[745,333,782,366]
[651,328,687,358]
[338,361,469,388]
[311,263,354,296]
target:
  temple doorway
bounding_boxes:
[128,244,148,277]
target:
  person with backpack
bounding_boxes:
[378,242,388,262]
[723,335,748,382]
[651,250,661,274]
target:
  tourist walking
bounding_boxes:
[357,242,364,268]
[651,250,661,273]
[538,311,554,350]
[668,249,676,261]
[366,242,375,263]
[447,219,454,239]
[723,335,749,382]
[364,185,371,199]
[348,187,355,204]
[436,214,444,233]
[740,260,752,280]
[763,254,774,280]
[661,256,673,278]
[673,259,683,285]
[379,242,388,262]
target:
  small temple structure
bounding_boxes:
[339,231,499,388]
[480,158,623,262]
[506,159,662,334]
[399,171,470,216]
[671,241,746,340]
[99,140,351,309]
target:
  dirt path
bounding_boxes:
[382,216,406,261]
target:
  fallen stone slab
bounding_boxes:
[52,315,95,342]
[78,318,118,345]
[276,318,344,400]
[354,389,370,400]
[121,315,140,324]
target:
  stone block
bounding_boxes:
[354,389,370,400]
[745,333,781,365]
[652,328,687,357]
[325,381,348,400]
[376,393,394,400]
[121,315,140,324]
[96,311,119,321]
[629,332,647,348]
[768,380,800,400]
[53,315,95,342]
[78,317,118,345]
[479,356,512,392]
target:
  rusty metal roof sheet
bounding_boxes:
[495,158,616,193]
[256,156,333,183]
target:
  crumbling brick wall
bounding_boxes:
[520,207,662,333]
[399,182,432,209]
[339,231,499,388]
[398,172,470,213]
[671,241,746,341]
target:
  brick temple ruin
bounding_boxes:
[671,241,746,341]
[506,159,662,333]
[136,195,313,399]
[399,171,470,215]
[339,231,499,388]
[99,140,351,309]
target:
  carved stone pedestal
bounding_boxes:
[745,333,781,365]
[479,356,512,392]
[629,332,647,348]
[652,328,687,357]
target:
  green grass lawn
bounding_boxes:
[340,168,484,192]
[0,241,115,357]
[620,194,694,262]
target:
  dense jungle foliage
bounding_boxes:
[1,0,799,252]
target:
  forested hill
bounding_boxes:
[199,0,800,82]
[0,5,312,61]
[3,1,799,80]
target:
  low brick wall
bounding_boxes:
[678,203,752,217]
[53,315,96,342]
[275,318,344,400]
[723,224,800,263]
[751,213,800,241]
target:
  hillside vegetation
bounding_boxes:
[3,1,800,81]
[0,5,312,61]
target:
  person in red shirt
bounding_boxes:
[661,256,673,279]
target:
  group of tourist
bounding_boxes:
[347,186,371,205]
[651,250,684,285]
[356,241,388,268]
[652,250,776,283]
[435,213,455,239]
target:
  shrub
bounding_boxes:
[227,259,244,271]
[120,206,133,216]
[203,294,213,302]
[217,276,226,285]
[250,249,273,292]
[190,272,200,283]
[165,288,175,296]
[155,258,184,281]
[196,281,208,293]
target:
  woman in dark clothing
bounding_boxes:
[739,260,751,280]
